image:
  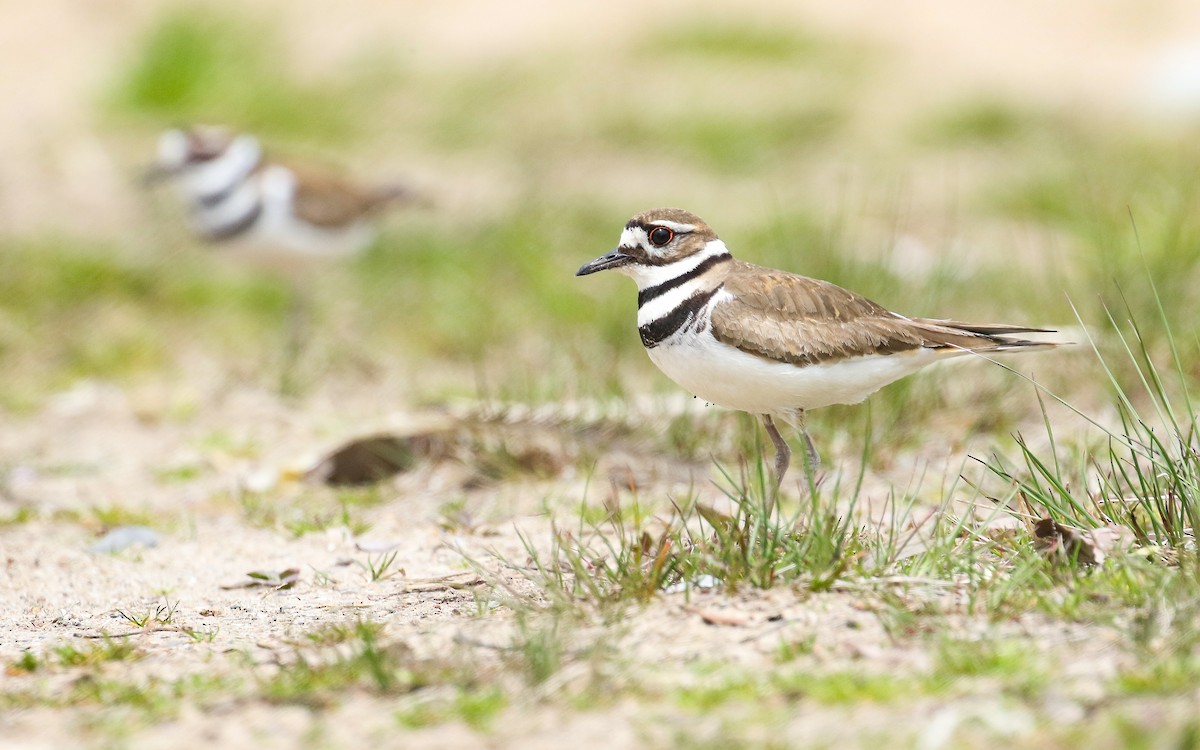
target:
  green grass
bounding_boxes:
[10,638,141,673]
[116,598,177,629]
[0,234,291,403]
[107,7,397,143]
[934,638,1047,692]
[600,105,846,173]
[639,22,834,64]
[259,620,466,708]
[395,686,508,730]
[984,295,1200,553]
[236,485,378,539]
[507,437,932,611]
[989,129,1200,369]
[360,550,403,582]
[914,99,1058,147]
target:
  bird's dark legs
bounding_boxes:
[761,414,791,514]
[279,282,312,398]
[761,412,821,515]
[799,424,820,471]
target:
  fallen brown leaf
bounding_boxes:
[1033,518,1135,565]
[305,433,450,486]
[221,568,301,591]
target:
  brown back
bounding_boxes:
[710,261,1050,366]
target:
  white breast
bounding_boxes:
[179,135,262,201]
[255,166,373,257]
[190,179,261,238]
[646,330,947,415]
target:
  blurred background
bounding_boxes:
[4,0,1200,443]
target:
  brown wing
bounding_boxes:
[710,261,1052,366]
[288,164,414,228]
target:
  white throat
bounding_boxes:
[621,239,731,289]
[182,135,262,200]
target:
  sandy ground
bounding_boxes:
[4,1,1200,747]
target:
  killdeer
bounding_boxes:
[577,208,1059,497]
[146,126,420,395]
[146,126,416,260]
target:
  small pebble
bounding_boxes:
[89,525,159,554]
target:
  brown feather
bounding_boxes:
[711,261,1056,366]
[288,165,411,228]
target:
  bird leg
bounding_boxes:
[761,414,791,515]
[279,282,313,398]
[761,412,823,514]
[797,412,820,471]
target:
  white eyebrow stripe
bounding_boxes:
[649,220,697,233]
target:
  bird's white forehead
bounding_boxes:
[619,226,648,248]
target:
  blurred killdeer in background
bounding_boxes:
[577,208,1060,503]
[145,125,421,395]
[146,126,418,261]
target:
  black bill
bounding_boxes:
[576,248,633,276]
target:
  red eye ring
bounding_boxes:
[648,226,674,247]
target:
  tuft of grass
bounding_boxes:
[283,503,373,539]
[984,294,1199,553]
[62,672,235,726]
[117,598,177,629]
[152,463,204,484]
[1115,648,1200,697]
[48,638,141,669]
[451,687,507,730]
[0,507,36,527]
[509,436,922,610]
[260,620,463,709]
[238,485,378,539]
[676,665,919,712]
[88,505,161,532]
[360,550,403,583]
[10,651,39,673]
[933,638,1047,694]
[395,686,508,730]
[509,613,565,686]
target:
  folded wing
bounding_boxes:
[710,262,1057,367]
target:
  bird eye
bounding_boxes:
[648,227,674,247]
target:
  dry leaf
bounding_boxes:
[1033,518,1135,565]
[305,435,415,485]
[222,568,301,590]
[305,433,445,486]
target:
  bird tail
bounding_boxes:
[368,182,430,211]
[912,318,1068,353]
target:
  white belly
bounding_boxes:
[646,333,948,415]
